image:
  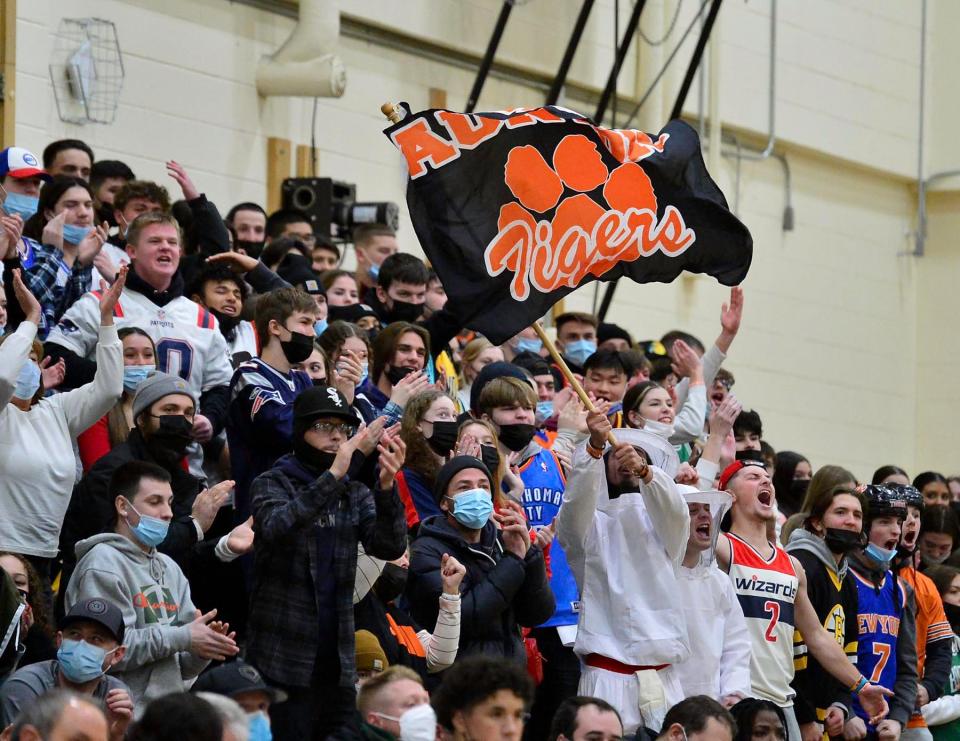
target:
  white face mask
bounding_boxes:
[642,417,675,440]
[374,703,438,741]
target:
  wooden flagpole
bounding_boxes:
[380,102,616,445]
[531,321,617,445]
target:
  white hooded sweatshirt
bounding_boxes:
[557,429,690,666]
[673,487,753,701]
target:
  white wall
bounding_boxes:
[14,0,958,479]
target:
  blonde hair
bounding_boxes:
[358,666,423,716]
[459,337,494,387]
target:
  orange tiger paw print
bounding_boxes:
[485,132,695,302]
[503,134,657,216]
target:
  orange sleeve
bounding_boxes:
[77,415,111,473]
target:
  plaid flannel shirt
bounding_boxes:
[21,240,92,338]
[246,454,406,688]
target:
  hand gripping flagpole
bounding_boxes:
[530,322,617,446]
[380,102,617,446]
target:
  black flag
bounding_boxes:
[385,105,752,344]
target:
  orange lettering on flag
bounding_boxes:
[435,112,504,149]
[389,118,459,179]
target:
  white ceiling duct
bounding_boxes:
[255,0,346,98]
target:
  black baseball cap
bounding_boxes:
[61,598,125,644]
[191,660,288,703]
[293,386,356,426]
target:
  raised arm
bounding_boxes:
[792,557,893,724]
[556,405,610,585]
[0,271,40,406]
[61,268,126,436]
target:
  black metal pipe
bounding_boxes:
[598,0,724,322]
[546,0,596,105]
[669,0,723,120]
[594,0,648,124]
[465,2,514,113]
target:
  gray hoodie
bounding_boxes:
[64,533,208,711]
[786,528,849,581]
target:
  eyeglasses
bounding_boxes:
[309,421,357,438]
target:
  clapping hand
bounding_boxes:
[98,265,128,326]
[188,609,239,661]
[39,356,66,391]
[494,499,530,559]
[12,269,41,326]
[191,480,234,533]
[377,431,406,490]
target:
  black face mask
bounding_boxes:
[280,330,314,364]
[498,423,536,452]
[386,299,423,324]
[210,309,241,341]
[426,420,458,457]
[736,448,765,464]
[146,414,193,465]
[312,377,328,388]
[790,479,810,501]
[373,563,408,603]
[385,365,415,386]
[293,437,337,473]
[824,527,864,555]
[480,444,501,475]
[236,240,265,260]
[944,603,960,633]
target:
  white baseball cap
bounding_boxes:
[0,147,52,181]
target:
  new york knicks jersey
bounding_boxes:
[851,570,904,728]
[726,532,800,706]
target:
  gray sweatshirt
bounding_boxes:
[65,533,208,711]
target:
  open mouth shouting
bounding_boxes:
[757,487,774,509]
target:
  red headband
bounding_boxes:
[718,460,765,491]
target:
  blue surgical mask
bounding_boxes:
[125,504,170,548]
[564,339,596,367]
[515,337,543,355]
[314,318,328,337]
[536,400,554,420]
[14,361,41,400]
[357,361,369,387]
[248,711,272,741]
[62,223,93,245]
[368,263,380,280]
[57,639,115,683]
[865,542,897,565]
[447,488,493,530]
[123,364,155,393]
[2,192,39,221]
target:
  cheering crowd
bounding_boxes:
[0,136,959,741]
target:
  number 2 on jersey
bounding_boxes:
[763,600,780,642]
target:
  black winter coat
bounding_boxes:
[406,515,555,663]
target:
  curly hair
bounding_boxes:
[431,656,534,732]
[399,389,450,484]
[0,552,53,638]
[729,697,784,741]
